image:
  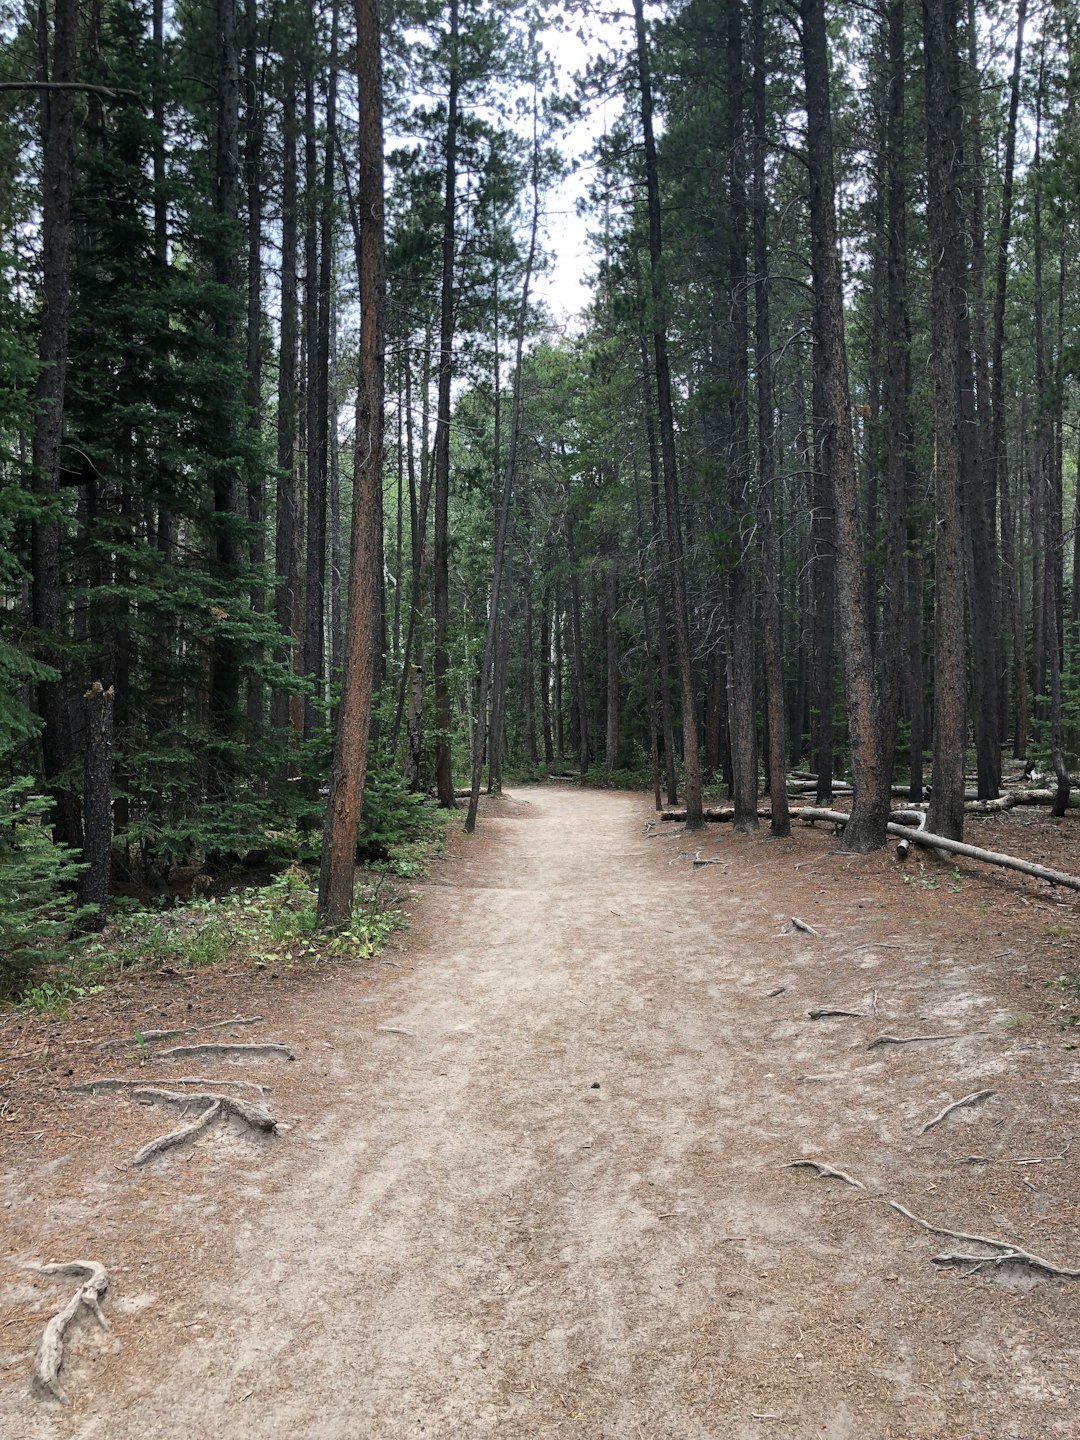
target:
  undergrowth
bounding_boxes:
[11,797,448,1016]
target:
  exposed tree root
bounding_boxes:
[132,1100,221,1166]
[31,1261,110,1402]
[919,1089,996,1134]
[153,1042,294,1063]
[867,1032,953,1050]
[97,1016,264,1052]
[790,916,821,937]
[131,1086,277,1134]
[888,1200,1080,1279]
[783,1158,865,1189]
[69,1076,271,1096]
[807,1008,863,1019]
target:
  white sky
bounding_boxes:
[531,11,632,328]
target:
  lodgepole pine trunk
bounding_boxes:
[633,0,702,827]
[923,0,967,841]
[317,0,385,926]
[32,0,80,849]
[432,0,460,808]
[802,0,887,850]
[76,682,114,931]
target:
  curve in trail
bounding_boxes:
[18,786,1078,1440]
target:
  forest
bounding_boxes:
[2,0,1078,982]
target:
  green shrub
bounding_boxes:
[0,778,86,994]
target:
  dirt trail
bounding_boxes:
[4,786,1080,1438]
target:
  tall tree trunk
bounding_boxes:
[639,335,679,805]
[726,0,758,833]
[991,0,1028,758]
[31,0,80,849]
[605,547,619,772]
[923,0,967,840]
[752,0,789,838]
[317,0,384,926]
[464,107,540,832]
[962,0,1000,798]
[633,0,703,828]
[245,0,266,729]
[810,362,835,804]
[801,0,886,850]
[432,0,460,807]
[209,0,243,791]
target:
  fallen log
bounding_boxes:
[660,805,805,823]
[798,807,1080,893]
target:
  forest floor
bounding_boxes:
[3,784,1080,1438]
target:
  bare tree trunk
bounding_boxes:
[802,0,886,850]
[991,0,1028,759]
[923,0,967,840]
[566,510,589,777]
[432,0,460,807]
[639,336,679,805]
[273,53,302,743]
[633,0,703,828]
[540,582,554,765]
[317,0,384,926]
[465,111,540,831]
[76,682,114,931]
[245,0,266,729]
[726,0,758,833]
[32,0,80,848]
[605,549,619,772]
[752,0,789,838]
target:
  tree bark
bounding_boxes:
[31,0,80,849]
[76,682,114,931]
[317,0,385,927]
[633,0,702,828]
[802,0,887,851]
[432,0,460,807]
[923,0,967,840]
[752,0,789,838]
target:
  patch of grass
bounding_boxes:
[1043,923,1072,939]
[21,979,104,1019]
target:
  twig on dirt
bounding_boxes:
[919,1089,996,1135]
[807,1008,864,1020]
[132,1099,221,1166]
[867,1033,953,1051]
[153,1042,293,1063]
[888,1200,1080,1280]
[790,917,821,937]
[131,1087,277,1134]
[766,986,786,997]
[31,1261,110,1402]
[69,1076,270,1096]
[97,1016,264,1052]
[783,1158,865,1189]
[1015,1139,1072,1166]
[692,852,727,868]
[848,943,904,952]
[376,1026,414,1037]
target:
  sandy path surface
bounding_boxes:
[4,786,1080,1438]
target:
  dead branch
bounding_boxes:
[919,1089,996,1134]
[659,805,808,823]
[790,916,821,937]
[799,807,1080,892]
[783,1158,865,1189]
[98,1016,264,1051]
[868,1033,953,1050]
[131,1086,276,1133]
[1015,1139,1072,1165]
[888,1200,1080,1279]
[31,1261,110,1402]
[131,1100,221,1166]
[807,1008,863,1019]
[69,1076,269,1095]
[692,852,727,868]
[766,986,786,997]
[153,1042,293,1063]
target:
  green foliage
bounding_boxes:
[0,780,87,993]
[22,978,103,1018]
